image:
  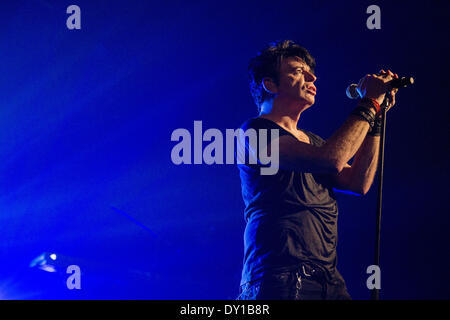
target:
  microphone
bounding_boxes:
[346,76,415,99]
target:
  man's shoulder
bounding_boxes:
[239,117,279,131]
[238,117,327,146]
[303,130,326,146]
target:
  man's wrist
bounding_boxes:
[350,106,375,129]
[368,115,382,136]
[358,97,380,114]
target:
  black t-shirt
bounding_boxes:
[237,117,340,286]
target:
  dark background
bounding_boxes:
[0,0,449,299]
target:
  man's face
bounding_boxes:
[276,56,317,106]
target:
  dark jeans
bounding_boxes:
[237,263,351,300]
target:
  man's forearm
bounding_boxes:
[323,114,373,171]
[347,134,380,194]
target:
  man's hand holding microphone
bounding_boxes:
[350,69,401,136]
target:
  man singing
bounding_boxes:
[236,40,398,300]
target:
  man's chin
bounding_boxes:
[300,96,315,107]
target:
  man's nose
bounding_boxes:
[305,70,317,82]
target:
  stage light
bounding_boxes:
[29,252,59,273]
[39,265,56,273]
[29,252,82,275]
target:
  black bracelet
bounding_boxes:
[351,106,376,129]
[369,115,382,136]
[359,97,380,114]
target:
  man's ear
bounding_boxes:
[262,77,278,94]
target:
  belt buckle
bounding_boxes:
[301,264,315,277]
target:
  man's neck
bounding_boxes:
[259,98,310,133]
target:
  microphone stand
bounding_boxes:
[371,95,390,301]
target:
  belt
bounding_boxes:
[297,262,328,283]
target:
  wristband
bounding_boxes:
[369,115,382,136]
[358,97,381,114]
[351,106,375,129]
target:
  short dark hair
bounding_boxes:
[248,40,316,111]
